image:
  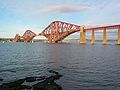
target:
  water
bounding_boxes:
[0,42,120,90]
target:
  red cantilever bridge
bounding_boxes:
[13,21,120,44]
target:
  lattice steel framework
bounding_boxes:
[13,21,120,43]
[22,30,36,42]
[40,21,81,43]
[13,33,21,42]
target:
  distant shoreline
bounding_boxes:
[0,38,117,42]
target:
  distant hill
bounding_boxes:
[0,38,13,42]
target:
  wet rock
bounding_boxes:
[0,85,32,90]
[26,76,46,82]
[0,79,25,90]
[33,82,62,90]
[0,78,3,81]
[20,85,32,89]
[33,74,62,90]
[26,77,36,82]
[52,75,62,80]
[49,70,59,75]
[0,70,62,90]
[45,75,62,84]
[1,79,25,88]
[36,76,46,81]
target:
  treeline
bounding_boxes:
[0,38,13,42]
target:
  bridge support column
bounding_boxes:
[118,28,120,45]
[48,35,53,43]
[91,30,95,44]
[103,29,107,45]
[80,26,87,44]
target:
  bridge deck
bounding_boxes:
[85,24,120,31]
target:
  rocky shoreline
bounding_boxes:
[0,70,62,90]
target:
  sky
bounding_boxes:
[0,0,120,39]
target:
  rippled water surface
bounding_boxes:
[0,42,120,90]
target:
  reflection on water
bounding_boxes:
[0,42,120,90]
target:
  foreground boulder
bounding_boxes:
[0,78,3,81]
[25,76,46,82]
[0,79,26,90]
[49,70,59,75]
[33,74,62,90]
[25,77,36,82]
[0,70,62,90]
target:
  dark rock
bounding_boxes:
[52,75,62,80]
[33,83,62,90]
[0,71,62,90]
[33,74,62,90]
[26,77,36,82]
[36,76,46,81]
[0,78,3,81]
[0,85,32,90]
[49,70,59,75]
[0,79,25,90]
[20,85,32,89]
[33,80,49,89]
[46,74,62,83]
[1,79,25,88]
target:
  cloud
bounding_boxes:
[35,4,91,13]
[86,0,120,24]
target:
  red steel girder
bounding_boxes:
[22,30,36,42]
[13,21,120,43]
[40,21,81,43]
[13,33,21,42]
[41,21,80,35]
[85,24,120,31]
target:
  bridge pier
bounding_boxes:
[91,30,95,44]
[118,28,120,45]
[80,26,87,44]
[103,29,107,45]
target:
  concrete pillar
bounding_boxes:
[91,30,95,44]
[80,26,87,44]
[118,28,120,45]
[103,29,107,45]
